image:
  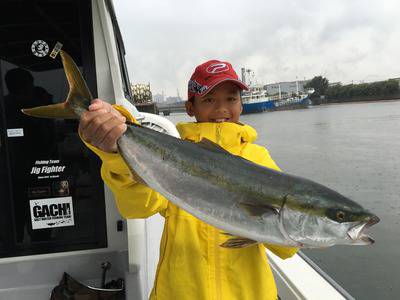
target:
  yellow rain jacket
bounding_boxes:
[83,108,298,300]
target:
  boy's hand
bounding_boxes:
[79,99,127,153]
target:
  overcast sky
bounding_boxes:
[113,0,400,99]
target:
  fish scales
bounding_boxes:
[118,125,289,244]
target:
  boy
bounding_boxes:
[79,60,298,299]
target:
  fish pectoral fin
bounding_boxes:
[221,232,234,236]
[197,138,231,154]
[220,237,258,248]
[238,202,279,217]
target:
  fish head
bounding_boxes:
[280,185,380,248]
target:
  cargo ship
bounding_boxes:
[241,69,313,114]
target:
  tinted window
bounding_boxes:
[0,0,107,257]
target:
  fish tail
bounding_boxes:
[21,50,93,119]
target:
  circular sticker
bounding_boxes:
[31,40,49,57]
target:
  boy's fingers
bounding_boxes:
[88,100,99,111]
[80,106,124,131]
[86,114,125,148]
[81,113,112,142]
[88,98,108,111]
[80,112,113,142]
[88,99,119,117]
[98,123,127,152]
[80,108,109,131]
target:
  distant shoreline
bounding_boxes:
[314,97,400,106]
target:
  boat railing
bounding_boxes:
[267,250,355,300]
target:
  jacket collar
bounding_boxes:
[176,122,257,153]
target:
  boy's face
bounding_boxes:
[185,82,242,123]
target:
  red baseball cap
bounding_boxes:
[187,60,248,100]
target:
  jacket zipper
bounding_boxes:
[216,123,222,145]
[215,123,222,300]
[214,228,222,300]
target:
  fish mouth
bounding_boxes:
[347,215,380,245]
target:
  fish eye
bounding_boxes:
[336,210,346,221]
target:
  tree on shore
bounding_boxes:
[304,76,329,98]
[326,79,400,101]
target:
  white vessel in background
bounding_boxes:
[241,68,313,114]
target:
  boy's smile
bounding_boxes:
[185,82,243,123]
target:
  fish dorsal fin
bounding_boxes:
[197,138,231,154]
[220,237,257,248]
[238,202,280,217]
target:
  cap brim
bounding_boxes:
[202,78,249,96]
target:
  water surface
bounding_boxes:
[166,100,400,299]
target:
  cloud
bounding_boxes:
[114,0,400,98]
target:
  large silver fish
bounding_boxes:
[22,51,379,248]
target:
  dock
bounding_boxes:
[157,102,186,115]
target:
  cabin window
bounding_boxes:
[105,0,133,103]
[0,0,107,258]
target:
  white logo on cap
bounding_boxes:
[206,63,229,74]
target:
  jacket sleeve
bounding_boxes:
[79,105,168,219]
[246,144,299,259]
